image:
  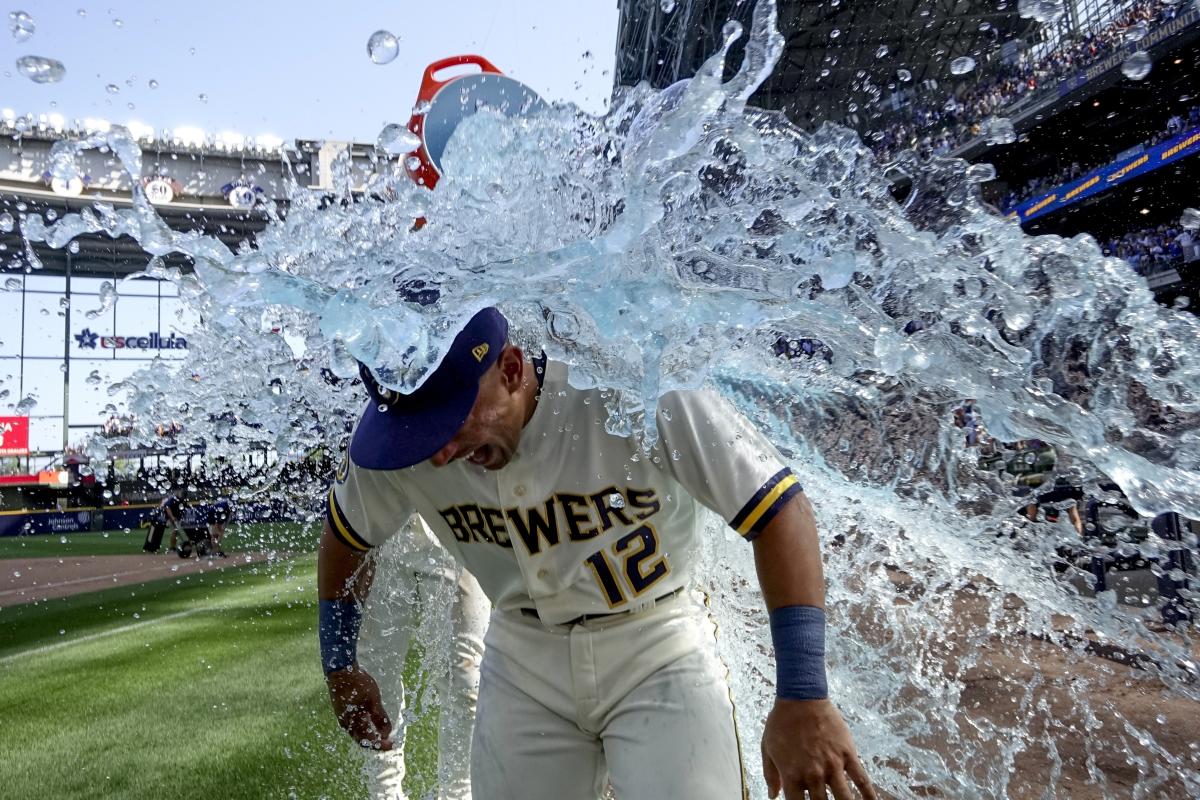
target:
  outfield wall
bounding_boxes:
[0,500,301,536]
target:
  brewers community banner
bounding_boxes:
[1008,125,1200,223]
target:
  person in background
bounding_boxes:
[208,495,234,558]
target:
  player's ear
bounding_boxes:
[496,344,525,393]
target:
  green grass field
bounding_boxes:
[0,528,440,800]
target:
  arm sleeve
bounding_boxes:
[655,388,803,542]
[326,454,413,551]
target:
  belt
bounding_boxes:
[520,586,685,627]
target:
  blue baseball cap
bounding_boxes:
[350,307,509,470]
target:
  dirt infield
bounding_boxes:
[0,551,276,609]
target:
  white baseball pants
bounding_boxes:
[470,591,746,800]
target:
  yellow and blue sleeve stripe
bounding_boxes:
[730,468,803,541]
[326,486,372,552]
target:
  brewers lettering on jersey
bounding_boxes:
[318,307,876,800]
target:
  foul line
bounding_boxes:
[0,606,213,664]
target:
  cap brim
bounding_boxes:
[349,382,479,470]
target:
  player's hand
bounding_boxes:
[325,664,394,751]
[761,698,876,800]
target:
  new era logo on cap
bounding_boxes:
[350,307,509,470]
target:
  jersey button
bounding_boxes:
[514,484,527,497]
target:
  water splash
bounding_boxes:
[22,0,1200,796]
[14,54,65,84]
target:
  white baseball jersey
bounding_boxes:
[328,359,802,625]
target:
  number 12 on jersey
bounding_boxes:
[584,523,671,607]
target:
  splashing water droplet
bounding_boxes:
[148,78,158,89]
[4,277,22,291]
[983,116,1017,145]
[660,0,676,12]
[198,92,208,103]
[375,123,421,156]
[950,56,976,75]
[965,163,996,183]
[0,212,13,232]
[411,98,431,116]
[15,55,65,84]
[1017,0,1064,24]
[1180,208,1200,230]
[607,492,626,509]
[367,30,399,65]
[86,370,102,385]
[1122,51,1152,81]
[875,45,888,58]
[897,68,912,82]
[112,18,122,28]
[106,83,119,94]
[9,10,34,42]
[1125,22,1148,43]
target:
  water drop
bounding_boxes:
[660,0,676,11]
[375,123,420,156]
[897,68,912,82]
[9,10,34,42]
[1125,22,1148,43]
[411,99,431,116]
[86,370,102,386]
[68,241,80,253]
[875,45,888,58]
[148,78,158,89]
[607,492,626,509]
[15,55,65,84]
[0,212,13,232]
[1181,208,1200,230]
[1017,0,1064,24]
[106,83,119,94]
[112,17,122,27]
[198,92,208,103]
[1121,51,1152,81]
[5,277,21,291]
[983,116,1017,145]
[367,30,399,65]
[950,56,976,75]
[966,163,996,183]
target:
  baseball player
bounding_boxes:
[355,516,490,800]
[319,307,876,799]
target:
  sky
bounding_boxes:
[2,0,620,143]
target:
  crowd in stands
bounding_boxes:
[870,0,1191,162]
[998,102,1200,210]
[1102,223,1200,275]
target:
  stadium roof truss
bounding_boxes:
[616,0,1041,126]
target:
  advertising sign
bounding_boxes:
[0,416,30,455]
[73,328,189,351]
[1008,125,1200,223]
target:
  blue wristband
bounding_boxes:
[769,605,828,701]
[319,599,362,675]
